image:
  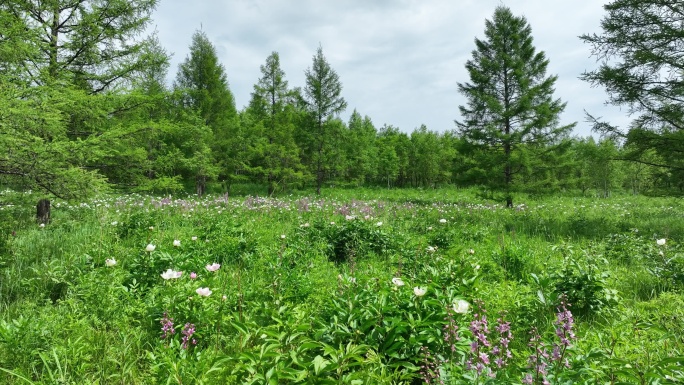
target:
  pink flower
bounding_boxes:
[196,287,212,297]
[190,272,197,279]
[205,263,220,272]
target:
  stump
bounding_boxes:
[36,199,51,224]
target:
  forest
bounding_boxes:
[1,1,682,204]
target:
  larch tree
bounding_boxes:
[0,0,161,201]
[302,45,347,195]
[246,52,304,195]
[456,6,574,207]
[174,30,237,195]
[580,0,684,191]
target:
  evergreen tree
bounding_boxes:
[456,6,574,207]
[302,45,347,195]
[246,52,304,194]
[580,0,684,188]
[174,30,237,195]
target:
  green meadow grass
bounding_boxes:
[0,188,682,384]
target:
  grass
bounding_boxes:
[0,188,683,384]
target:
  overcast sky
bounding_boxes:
[149,0,629,137]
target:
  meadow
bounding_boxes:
[0,188,683,384]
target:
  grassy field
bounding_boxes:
[0,188,683,384]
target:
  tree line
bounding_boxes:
[1,1,682,204]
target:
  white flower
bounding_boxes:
[105,258,117,267]
[161,269,182,280]
[145,244,156,252]
[111,221,118,226]
[149,226,154,230]
[376,221,383,227]
[280,234,286,239]
[196,287,212,297]
[191,236,198,241]
[439,218,447,224]
[39,223,45,228]
[330,221,335,225]
[657,238,666,246]
[173,239,181,247]
[468,249,475,255]
[345,215,355,221]
[205,263,221,272]
[391,277,405,287]
[301,222,310,228]
[427,246,436,253]
[427,226,433,231]
[413,287,427,297]
[453,299,470,314]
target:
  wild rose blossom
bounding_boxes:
[173,239,181,247]
[145,244,156,252]
[413,287,427,297]
[105,258,117,267]
[391,277,405,287]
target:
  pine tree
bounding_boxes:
[456,6,574,207]
[302,45,347,195]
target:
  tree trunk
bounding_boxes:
[196,175,206,196]
[37,199,51,224]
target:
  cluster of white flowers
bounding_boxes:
[161,269,182,280]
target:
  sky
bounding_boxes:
[149,0,631,137]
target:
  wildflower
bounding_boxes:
[222,295,227,301]
[427,246,437,253]
[280,234,286,239]
[657,238,666,246]
[376,221,383,227]
[391,277,405,287]
[149,226,154,230]
[413,287,427,297]
[205,263,220,272]
[181,323,197,349]
[427,226,433,231]
[173,239,181,247]
[111,221,118,226]
[453,299,470,314]
[160,312,175,339]
[191,236,198,241]
[196,287,212,297]
[345,215,355,221]
[161,269,182,280]
[439,218,447,223]
[145,244,156,252]
[330,221,335,225]
[301,222,310,228]
[39,223,45,228]
[468,248,475,254]
[105,258,117,267]
[190,272,197,279]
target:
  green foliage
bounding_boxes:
[580,0,684,181]
[456,6,575,207]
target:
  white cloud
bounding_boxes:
[150,0,631,136]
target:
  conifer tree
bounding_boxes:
[174,30,237,195]
[302,45,347,195]
[456,6,574,207]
